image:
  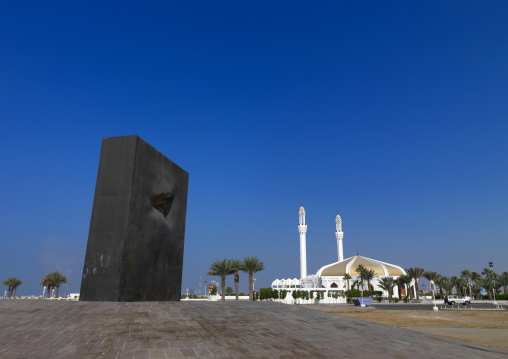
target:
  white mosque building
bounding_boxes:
[271,205,410,303]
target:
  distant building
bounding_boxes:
[272,205,411,301]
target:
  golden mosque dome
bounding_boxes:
[316,255,405,277]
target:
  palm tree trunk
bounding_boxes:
[47,286,51,298]
[234,271,239,301]
[249,274,254,301]
[8,287,12,299]
[388,291,392,303]
[221,277,226,301]
[55,286,60,298]
[13,287,17,299]
[415,280,419,300]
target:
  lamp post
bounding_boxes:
[489,262,498,305]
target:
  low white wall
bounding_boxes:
[272,289,347,305]
[209,295,250,301]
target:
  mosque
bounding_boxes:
[271,205,409,301]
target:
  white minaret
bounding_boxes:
[298,204,308,279]
[335,211,344,262]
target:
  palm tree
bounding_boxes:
[343,273,352,290]
[395,276,404,299]
[405,267,425,300]
[460,269,471,287]
[471,285,482,300]
[2,277,23,299]
[11,278,23,298]
[470,271,481,299]
[2,277,15,299]
[482,268,499,294]
[479,277,494,300]
[363,269,376,291]
[399,274,413,300]
[40,271,68,298]
[355,264,367,291]
[239,256,265,301]
[470,271,481,284]
[2,278,12,298]
[423,271,440,300]
[206,259,236,301]
[482,267,495,279]
[499,272,508,294]
[351,279,361,290]
[458,278,467,297]
[40,276,53,298]
[438,276,453,297]
[231,259,241,301]
[49,271,68,298]
[450,276,460,295]
[378,277,395,303]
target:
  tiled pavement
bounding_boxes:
[0,300,507,359]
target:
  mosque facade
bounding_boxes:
[271,205,410,302]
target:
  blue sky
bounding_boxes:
[1,1,507,296]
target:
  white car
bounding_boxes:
[445,295,470,305]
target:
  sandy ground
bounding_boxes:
[312,307,508,351]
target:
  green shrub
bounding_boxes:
[259,288,279,300]
[393,297,400,303]
[345,289,381,298]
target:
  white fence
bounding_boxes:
[271,288,347,305]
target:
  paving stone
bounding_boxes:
[0,300,507,358]
[164,348,183,358]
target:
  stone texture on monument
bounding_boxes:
[80,135,188,301]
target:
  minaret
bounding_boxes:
[335,211,344,262]
[298,204,308,279]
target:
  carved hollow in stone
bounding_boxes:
[152,192,174,217]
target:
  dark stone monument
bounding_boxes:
[80,135,188,301]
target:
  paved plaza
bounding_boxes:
[0,300,507,359]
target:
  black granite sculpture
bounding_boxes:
[80,135,188,301]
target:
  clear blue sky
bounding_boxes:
[1,1,507,296]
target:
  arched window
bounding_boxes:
[330,282,338,288]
